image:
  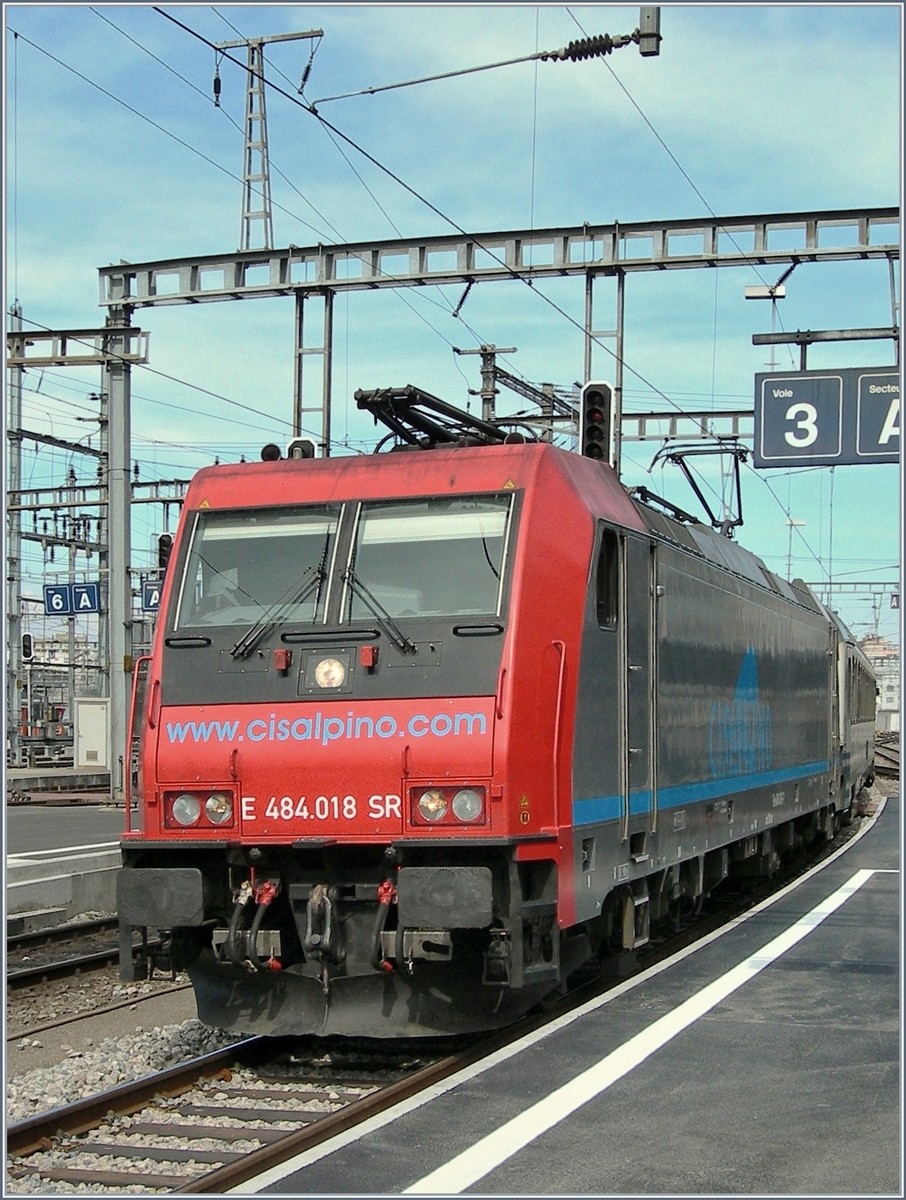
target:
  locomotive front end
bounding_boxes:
[118,448,580,1037]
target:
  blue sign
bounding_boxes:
[754,368,899,467]
[72,583,100,613]
[43,582,100,616]
[43,585,72,616]
[142,581,162,612]
[856,373,901,458]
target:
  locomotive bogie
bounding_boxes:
[118,442,875,1038]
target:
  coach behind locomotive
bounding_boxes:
[117,437,874,1037]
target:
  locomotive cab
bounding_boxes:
[119,445,600,1036]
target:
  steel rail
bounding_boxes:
[7,806,880,1191]
[7,916,120,951]
[6,981,194,1044]
[177,808,884,1193]
[7,938,163,989]
[6,1039,262,1157]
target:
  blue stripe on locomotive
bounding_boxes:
[574,642,829,825]
[573,758,830,827]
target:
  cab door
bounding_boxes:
[620,535,656,842]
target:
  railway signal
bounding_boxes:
[157,533,173,571]
[580,381,614,460]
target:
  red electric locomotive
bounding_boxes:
[118,396,875,1038]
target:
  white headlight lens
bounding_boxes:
[205,793,233,825]
[452,788,484,822]
[418,789,448,822]
[172,793,200,825]
[315,657,346,688]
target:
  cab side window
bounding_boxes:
[596,528,619,629]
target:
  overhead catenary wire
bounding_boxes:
[309,29,644,106]
[200,8,510,361]
[8,25,330,244]
[4,27,504,464]
[562,7,776,294]
[6,15,608,411]
[11,314,300,432]
[13,12,883,591]
[155,4,841,440]
[86,9,510,377]
[98,9,858,573]
[559,7,853,566]
[150,6,697,422]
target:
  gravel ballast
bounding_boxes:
[6,1019,241,1124]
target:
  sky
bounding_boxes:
[3,2,902,646]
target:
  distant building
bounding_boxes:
[859,635,900,734]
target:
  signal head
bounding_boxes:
[580,381,614,461]
[287,438,316,460]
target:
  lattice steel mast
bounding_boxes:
[214,29,322,251]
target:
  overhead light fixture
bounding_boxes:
[745,285,786,299]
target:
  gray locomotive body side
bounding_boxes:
[569,505,872,936]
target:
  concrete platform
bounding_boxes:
[7,843,121,922]
[235,789,900,1196]
[6,766,111,795]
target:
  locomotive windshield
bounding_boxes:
[346,495,513,620]
[171,494,515,632]
[174,506,340,629]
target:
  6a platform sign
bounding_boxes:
[43,582,100,615]
[754,368,899,468]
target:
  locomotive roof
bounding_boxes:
[181,440,646,531]
[630,496,825,612]
[182,442,823,614]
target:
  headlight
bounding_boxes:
[452,788,484,822]
[418,789,448,822]
[314,656,346,688]
[205,792,233,825]
[171,792,200,826]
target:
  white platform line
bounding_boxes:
[7,841,121,861]
[404,868,876,1195]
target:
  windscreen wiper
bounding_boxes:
[342,567,417,654]
[231,566,324,660]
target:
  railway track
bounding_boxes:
[8,915,120,946]
[5,802,885,1194]
[874,733,899,777]
[5,911,735,1194]
[7,917,164,990]
[6,976,195,1045]
[6,1036,467,1193]
[8,917,124,989]
[8,947,134,989]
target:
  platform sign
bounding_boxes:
[43,584,72,615]
[754,368,899,467]
[856,374,901,458]
[71,583,100,613]
[43,582,100,615]
[141,581,162,612]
